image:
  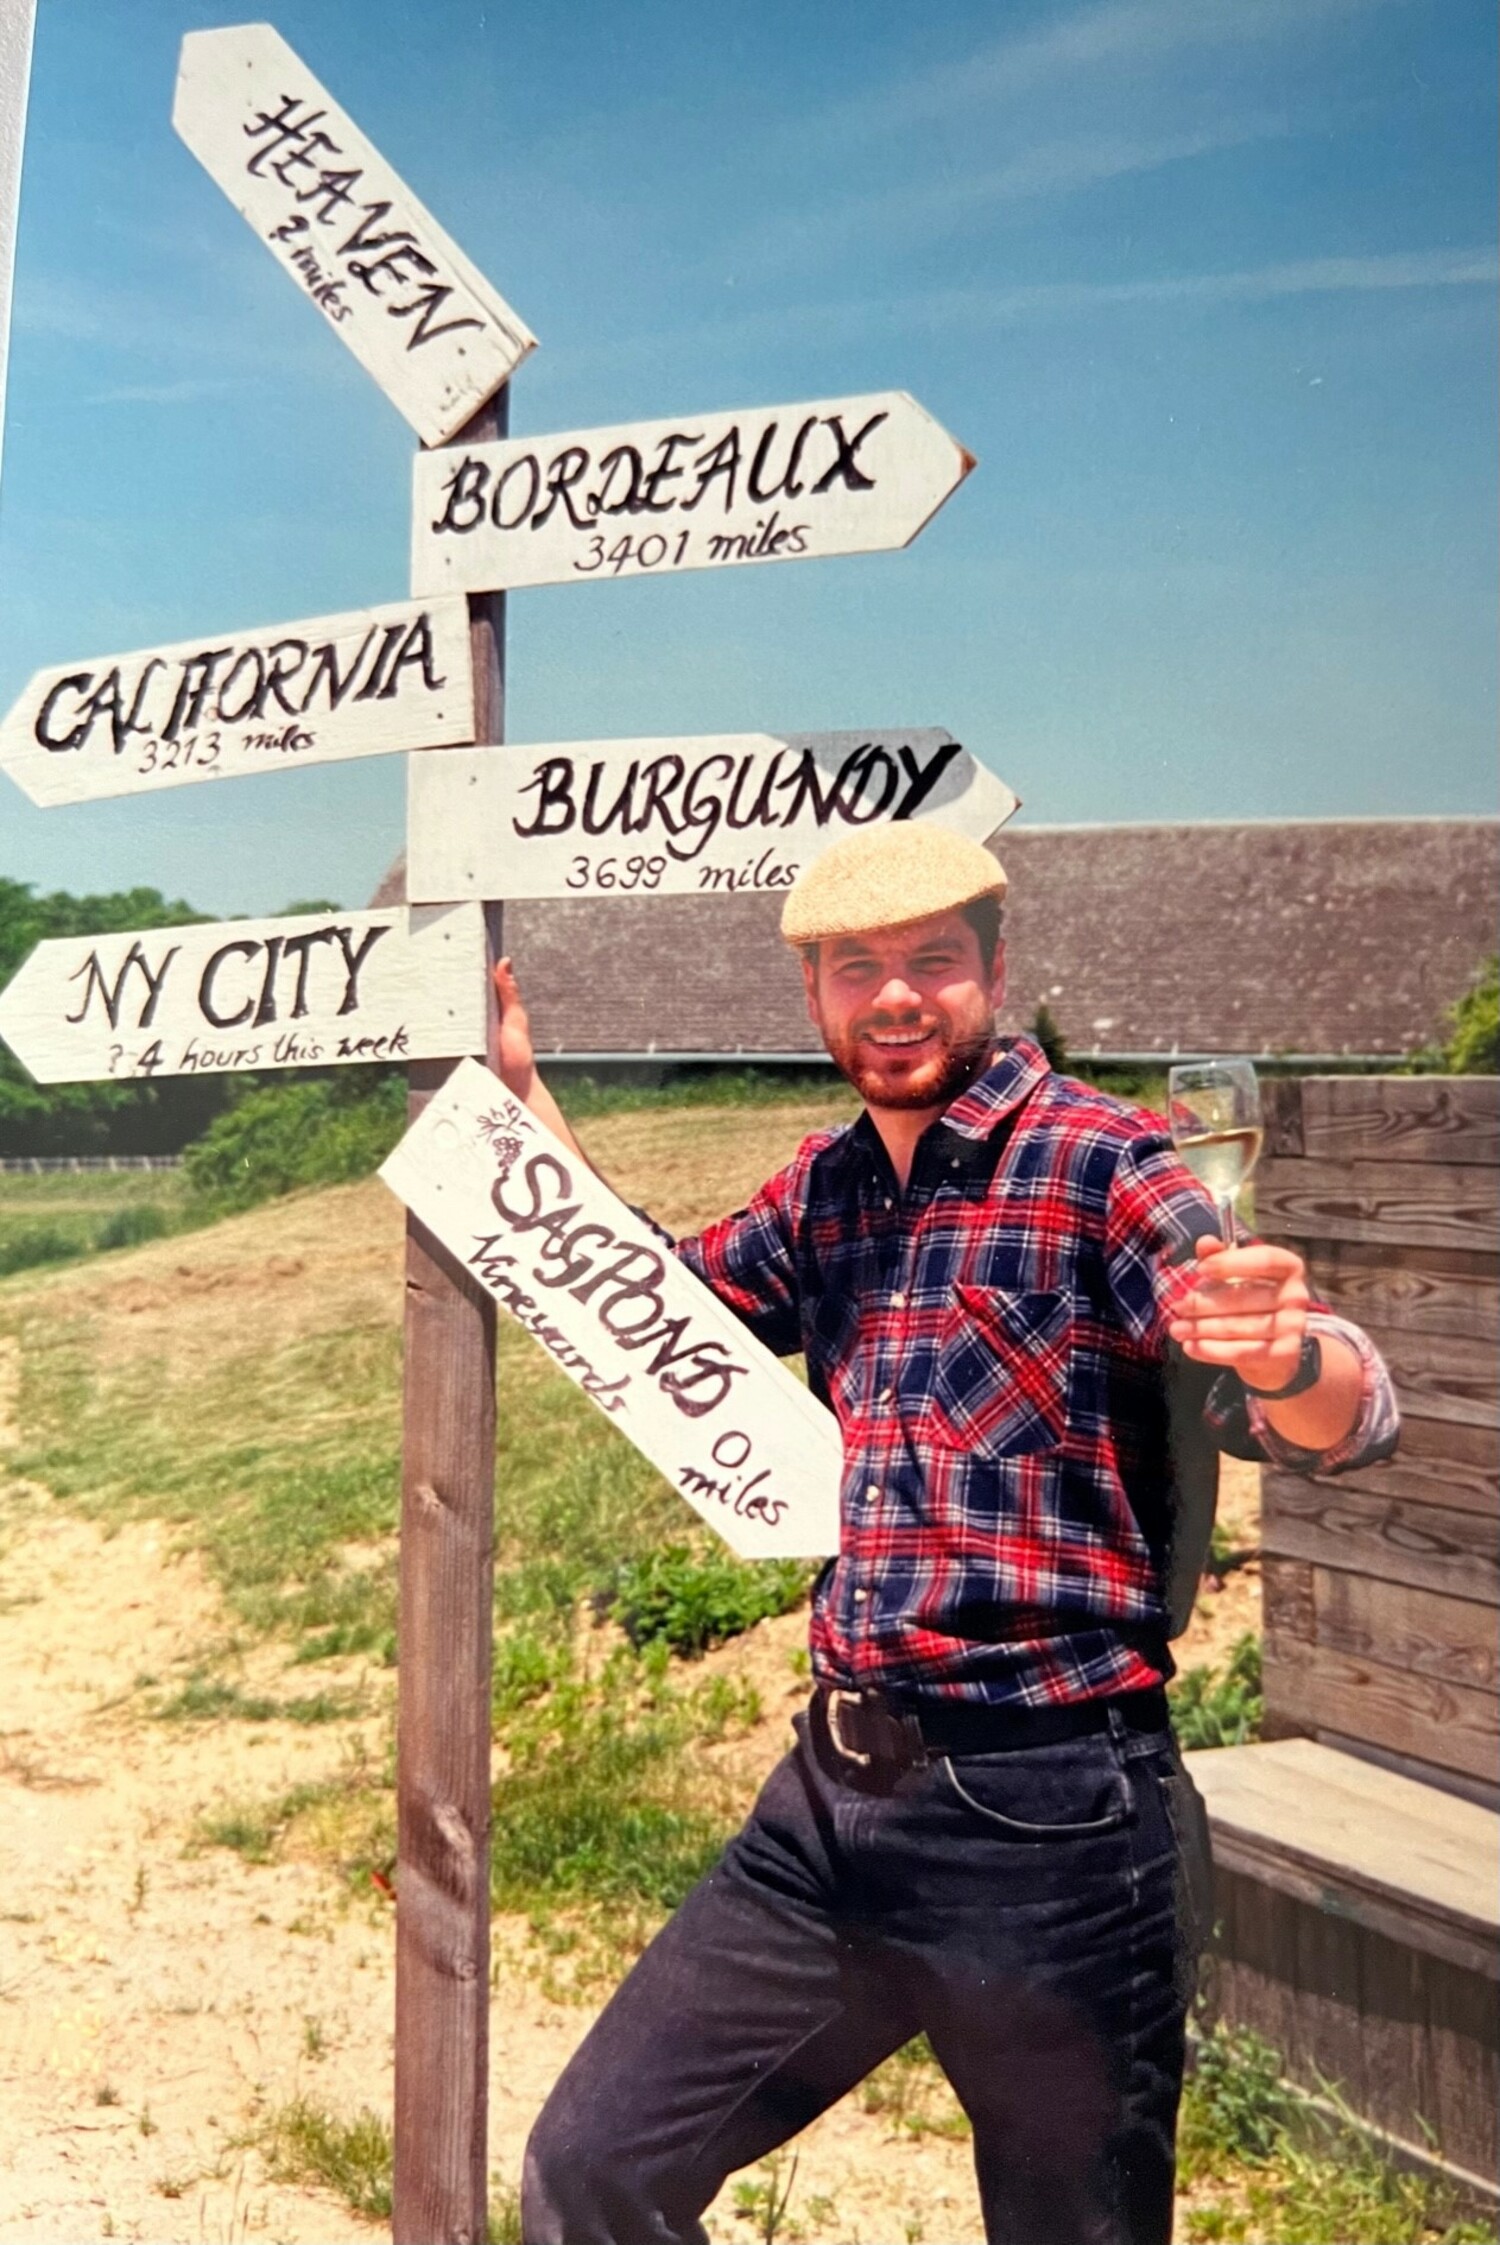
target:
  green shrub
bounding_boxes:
[1169,1633,1263,1749]
[608,1542,813,1656]
[94,1203,170,1251]
[182,1074,406,1211]
[0,1224,84,1278]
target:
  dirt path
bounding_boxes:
[0,1324,1258,2245]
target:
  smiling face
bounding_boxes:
[801,907,1006,1114]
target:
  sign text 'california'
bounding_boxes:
[380,1062,842,1558]
[0,598,474,807]
[411,392,973,596]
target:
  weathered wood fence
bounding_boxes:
[1256,1075,1499,1801]
[1187,1074,1499,2192]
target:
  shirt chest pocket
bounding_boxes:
[930,1284,1072,1459]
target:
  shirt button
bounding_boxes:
[891,1291,906,1308]
[853,1587,869,1603]
[883,1196,893,1210]
[877,1387,893,1405]
[864,1482,880,1503]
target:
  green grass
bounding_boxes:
[0,1165,193,1273]
[1179,2018,1494,2244]
[258,2096,393,2221]
[1169,1634,1264,1750]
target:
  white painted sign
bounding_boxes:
[410,391,973,596]
[380,1061,843,1558]
[0,597,475,808]
[0,904,485,1085]
[173,24,535,445]
[406,729,1018,903]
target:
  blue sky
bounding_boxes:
[0,0,1494,917]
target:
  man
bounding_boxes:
[498,822,1397,2245]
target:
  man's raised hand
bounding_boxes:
[493,956,538,1103]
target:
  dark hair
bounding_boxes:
[960,894,1004,975]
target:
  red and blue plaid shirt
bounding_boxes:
[676,1038,1397,1708]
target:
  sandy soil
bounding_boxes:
[0,1308,1261,2245]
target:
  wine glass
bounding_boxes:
[1168,1059,1263,1245]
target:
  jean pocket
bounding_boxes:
[939,1736,1130,1839]
[930,1285,1071,1459]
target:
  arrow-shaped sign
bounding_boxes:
[0,904,485,1084]
[410,391,974,597]
[405,729,1017,903]
[173,24,535,446]
[380,1060,843,1558]
[0,597,475,808]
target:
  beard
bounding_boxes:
[823,1010,996,1111]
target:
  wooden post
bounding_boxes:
[394,386,508,2244]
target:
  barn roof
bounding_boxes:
[373,815,1500,1064]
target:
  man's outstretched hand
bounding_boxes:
[490,957,591,1169]
[493,956,538,1103]
[1169,1235,1362,1450]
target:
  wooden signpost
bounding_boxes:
[0,596,475,805]
[381,1061,843,1557]
[405,729,1018,903]
[410,390,975,595]
[173,24,535,445]
[0,902,485,1082]
[0,23,990,2240]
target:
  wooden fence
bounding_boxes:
[1256,1075,1500,1804]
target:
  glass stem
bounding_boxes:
[1218,1194,1236,1247]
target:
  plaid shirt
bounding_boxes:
[676,1038,1398,1708]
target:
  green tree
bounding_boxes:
[1410,956,1499,1076]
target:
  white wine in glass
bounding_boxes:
[1168,1059,1263,1244]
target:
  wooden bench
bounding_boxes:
[1185,1737,1499,2191]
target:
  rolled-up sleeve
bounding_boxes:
[1105,1131,1401,1477]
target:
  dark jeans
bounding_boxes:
[522,1699,1209,2245]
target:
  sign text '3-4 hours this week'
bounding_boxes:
[411,392,975,596]
[380,1062,843,1559]
[0,598,475,808]
[406,730,1019,902]
[0,906,487,1085]
[173,23,535,445]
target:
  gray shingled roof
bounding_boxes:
[373,816,1499,1063]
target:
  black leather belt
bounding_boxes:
[812,1681,1170,1776]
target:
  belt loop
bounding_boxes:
[1106,1703,1128,1744]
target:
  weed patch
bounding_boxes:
[608,1542,813,1657]
[858,2035,970,2143]
[1179,2019,1493,2244]
[1169,1634,1263,1750]
[258,2095,392,2221]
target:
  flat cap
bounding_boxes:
[781,821,1007,947]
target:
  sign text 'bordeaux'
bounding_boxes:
[380,1062,842,1558]
[411,391,973,596]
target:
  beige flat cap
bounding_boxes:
[781,822,1007,947]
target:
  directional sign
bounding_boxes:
[0,597,475,808]
[410,391,974,597]
[406,729,1018,903]
[173,24,535,446]
[380,1061,843,1558]
[0,904,485,1085]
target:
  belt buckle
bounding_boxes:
[826,1689,872,1767]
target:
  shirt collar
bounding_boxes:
[837,1036,1053,1178]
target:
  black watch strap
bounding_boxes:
[1243,1332,1322,1401]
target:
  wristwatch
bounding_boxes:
[1242,1333,1322,1401]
